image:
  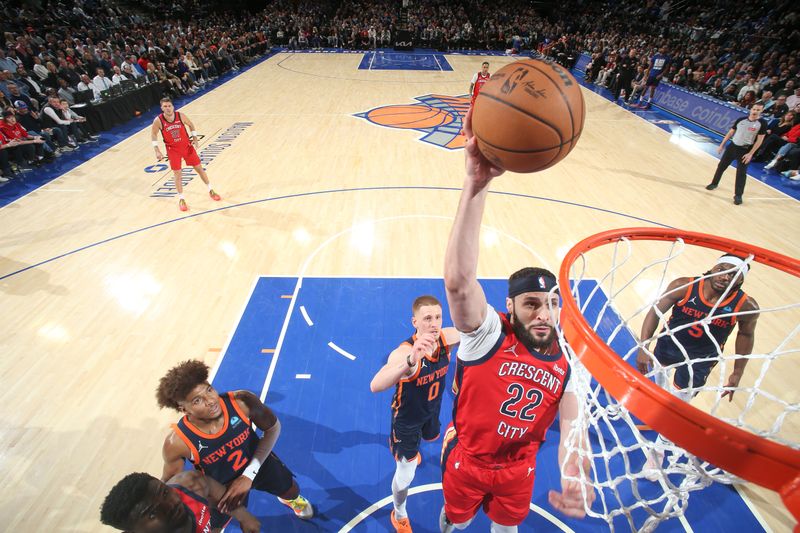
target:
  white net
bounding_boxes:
[553,234,800,532]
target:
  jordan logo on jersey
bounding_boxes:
[197,442,207,452]
[355,94,471,150]
[504,343,519,357]
[688,296,697,305]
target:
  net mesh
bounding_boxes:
[553,234,800,532]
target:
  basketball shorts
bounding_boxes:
[441,433,538,526]
[646,76,660,87]
[166,144,201,170]
[654,342,717,390]
[210,451,295,529]
[390,415,441,461]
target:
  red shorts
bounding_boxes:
[441,434,538,526]
[166,144,201,170]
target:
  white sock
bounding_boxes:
[178,194,185,200]
[490,523,518,533]
[391,456,418,519]
[207,183,213,191]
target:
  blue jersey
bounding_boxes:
[657,277,748,358]
[649,53,669,77]
[172,392,259,485]
[391,333,452,425]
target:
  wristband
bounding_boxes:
[242,457,262,480]
[191,130,198,137]
[152,141,159,146]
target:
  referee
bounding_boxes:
[706,104,767,205]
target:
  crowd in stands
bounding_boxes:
[0,0,269,182]
[1,0,798,182]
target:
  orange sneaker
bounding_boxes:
[209,189,221,201]
[178,199,188,211]
[390,510,413,532]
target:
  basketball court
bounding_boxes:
[0,51,797,532]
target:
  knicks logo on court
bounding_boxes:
[354,94,470,150]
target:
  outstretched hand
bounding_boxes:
[462,107,504,189]
[548,462,594,519]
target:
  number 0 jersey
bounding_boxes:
[172,392,259,485]
[452,309,571,463]
[391,333,452,425]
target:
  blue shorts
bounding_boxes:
[654,342,717,390]
[390,415,441,461]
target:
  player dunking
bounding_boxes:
[151,97,221,212]
[158,360,314,531]
[439,108,593,532]
[636,255,760,479]
[469,62,491,107]
[100,470,260,532]
[370,295,460,533]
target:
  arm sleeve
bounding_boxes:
[43,106,70,125]
[457,304,502,362]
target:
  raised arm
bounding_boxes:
[370,333,437,393]
[218,390,280,512]
[636,277,689,373]
[444,107,504,332]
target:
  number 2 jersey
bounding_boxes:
[452,306,572,463]
[172,392,259,485]
[391,333,452,426]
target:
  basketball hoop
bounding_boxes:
[555,227,800,531]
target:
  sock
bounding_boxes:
[207,183,213,191]
[392,456,418,519]
[178,194,185,200]
[392,477,408,518]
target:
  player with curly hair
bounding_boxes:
[156,360,314,531]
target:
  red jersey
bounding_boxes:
[0,121,29,141]
[452,311,570,463]
[471,72,490,100]
[159,112,191,150]
[171,485,212,533]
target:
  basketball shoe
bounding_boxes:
[178,199,188,211]
[278,495,314,519]
[391,510,413,532]
[209,189,221,201]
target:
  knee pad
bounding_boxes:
[393,456,418,490]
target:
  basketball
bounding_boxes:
[472,58,585,173]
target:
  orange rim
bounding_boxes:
[558,227,800,521]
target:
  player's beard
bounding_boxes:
[511,308,556,353]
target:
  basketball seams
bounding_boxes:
[521,60,584,151]
[476,92,563,145]
[475,133,570,154]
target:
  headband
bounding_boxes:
[716,255,749,277]
[508,274,559,298]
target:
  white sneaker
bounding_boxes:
[764,159,778,170]
[642,449,665,482]
[0,176,9,183]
